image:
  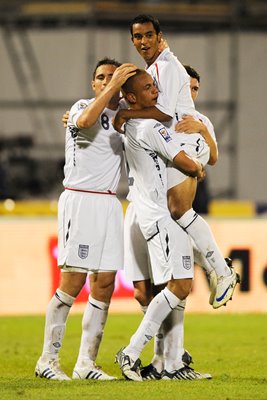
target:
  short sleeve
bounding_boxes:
[138,120,182,162]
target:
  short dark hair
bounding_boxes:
[122,69,146,95]
[183,65,200,83]
[92,57,121,79]
[130,14,161,37]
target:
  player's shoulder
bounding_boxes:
[139,118,161,131]
[71,98,91,112]
[140,119,172,141]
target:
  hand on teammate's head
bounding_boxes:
[111,63,138,87]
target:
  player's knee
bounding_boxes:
[59,271,87,298]
[167,279,192,300]
[169,201,191,220]
[91,282,115,302]
[90,272,116,301]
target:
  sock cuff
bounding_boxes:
[140,305,148,314]
[174,298,186,311]
[177,208,198,230]
[55,289,75,307]
[88,295,109,311]
[162,287,181,310]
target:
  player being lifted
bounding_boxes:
[116,69,212,380]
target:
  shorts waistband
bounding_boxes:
[65,187,116,195]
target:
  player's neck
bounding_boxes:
[146,50,161,67]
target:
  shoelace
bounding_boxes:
[49,359,67,376]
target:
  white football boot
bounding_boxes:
[35,358,71,380]
[213,267,240,309]
[72,362,117,380]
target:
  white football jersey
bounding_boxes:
[63,98,123,192]
[147,47,197,129]
[124,118,185,240]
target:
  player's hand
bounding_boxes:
[62,110,70,128]
[113,109,129,134]
[197,164,206,182]
[159,37,169,52]
[110,63,137,90]
[175,115,203,134]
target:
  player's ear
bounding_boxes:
[157,31,163,43]
[126,92,136,104]
[91,80,95,91]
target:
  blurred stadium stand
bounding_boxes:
[0,1,267,31]
[0,1,267,207]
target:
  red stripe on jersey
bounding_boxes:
[155,63,160,84]
[65,187,116,195]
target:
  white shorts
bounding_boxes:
[58,190,124,272]
[147,217,194,285]
[124,202,152,282]
[167,134,210,190]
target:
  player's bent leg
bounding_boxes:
[167,177,197,220]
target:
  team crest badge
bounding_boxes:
[182,256,191,270]
[78,102,87,110]
[158,127,172,142]
[78,244,89,259]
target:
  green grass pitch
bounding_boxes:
[0,312,266,400]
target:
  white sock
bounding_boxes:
[140,304,164,372]
[163,300,186,372]
[76,295,109,367]
[41,289,75,361]
[177,208,230,277]
[125,287,182,361]
[192,241,213,275]
[151,326,164,372]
